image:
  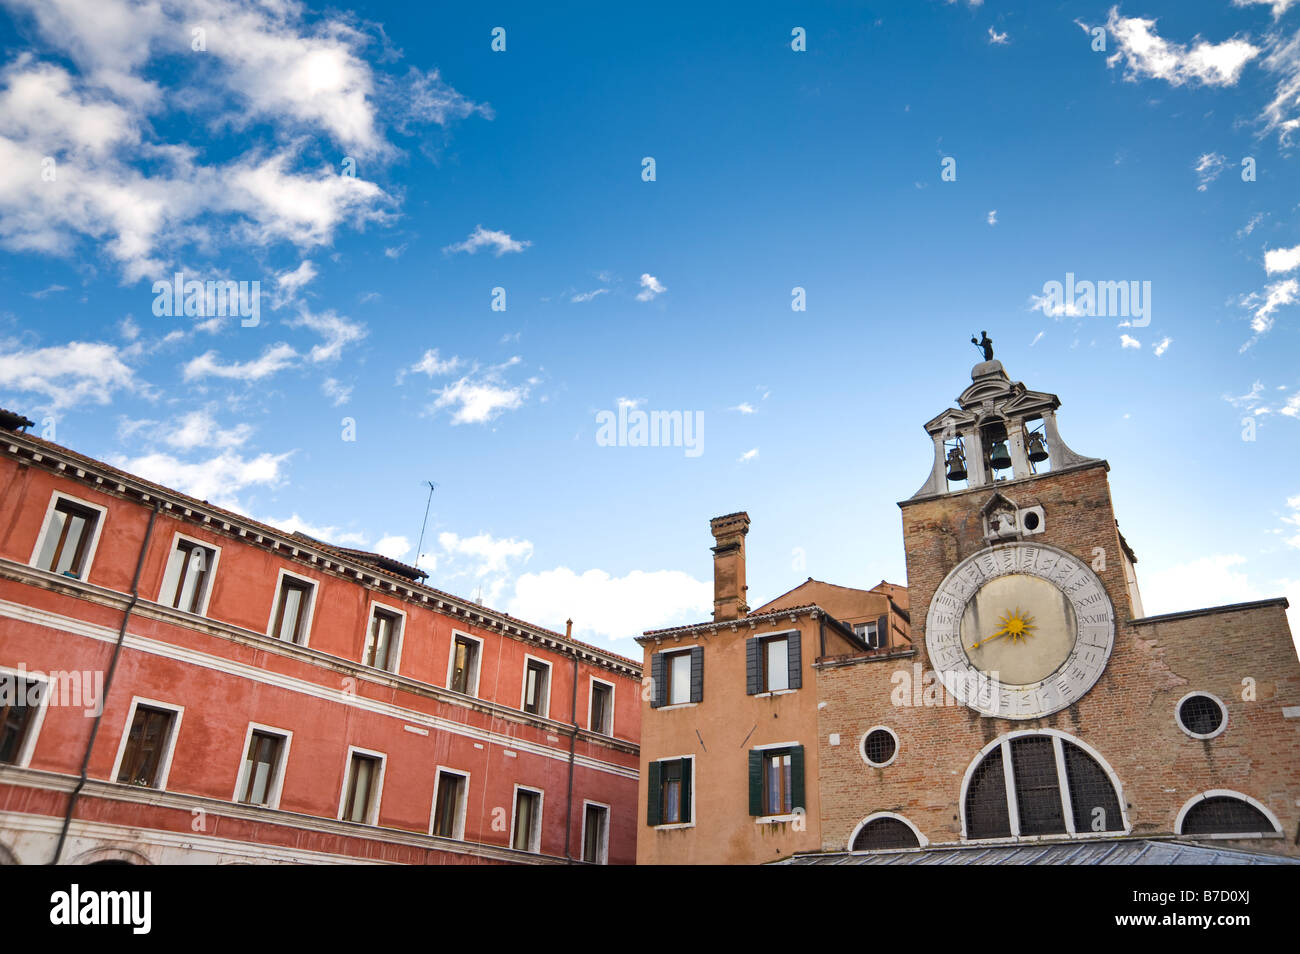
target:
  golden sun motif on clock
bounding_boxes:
[970,607,1036,651]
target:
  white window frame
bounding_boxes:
[231,722,292,810]
[860,725,900,768]
[363,599,406,673]
[110,696,185,791]
[652,753,696,830]
[848,811,929,852]
[520,654,553,719]
[958,728,1131,842]
[580,799,611,865]
[1174,691,1229,741]
[266,568,318,647]
[337,745,386,826]
[664,649,694,707]
[157,531,222,617]
[446,630,484,697]
[0,665,52,768]
[29,491,108,580]
[588,676,616,735]
[428,766,470,840]
[1174,790,1283,839]
[510,784,545,853]
[751,739,802,823]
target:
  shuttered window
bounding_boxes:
[748,745,805,816]
[651,647,703,708]
[647,757,692,826]
[746,632,801,694]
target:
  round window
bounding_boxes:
[862,727,898,767]
[1176,693,1226,739]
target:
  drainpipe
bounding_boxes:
[52,498,160,864]
[563,618,578,862]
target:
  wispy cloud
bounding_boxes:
[1193,152,1227,191]
[0,340,139,410]
[183,342,297,382]
[635,273,666,302]
[443,225,531,256]
[988,27,1009,45]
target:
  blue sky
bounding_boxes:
[2,0,1299,654]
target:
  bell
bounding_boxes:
[1026,432,1049,463]
[989,440,1012,470]
[945,448,967,482]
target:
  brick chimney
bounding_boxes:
[710,511,750,621]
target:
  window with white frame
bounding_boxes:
[340,749,384,825]
[582,802,610,864]
[32,493,105,580]
[269,572,315,645]
[363,604,403,672]
[160,534,219,615]
[448,633,482,696]
[0,667,49,767]
[589,678,614,735]
[431,768,469,840]
[521,657,551,717]
[113,699,184,789]
[234,725,291,808]
[511,786,543,852]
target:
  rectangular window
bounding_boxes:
[647,757,692,826]
[667,652,691,705]
[162,537,216,614]
[854,617,886,650]
[590,680,613,734]
[763,750,793,815]
[270,574,314,644]
[117,705,178,788]
[746,632,800,695]
[582,803,609,864]
[364,606,401,671]
[0,677,44,765]
[763,637,789,692]
[342,752,382,824]
[450,635,480,695]
[34,497,101,578]
[748,745,804,818]
[237,730,286,807]
[522,659,550,716]
[432,770,467,839]
[512,787,542,852]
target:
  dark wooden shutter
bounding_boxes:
[745,637,761,695]
[875,614,888,650]
[646,760,662,826]
[689,646,704,703]
[748,749,763,815]
[787,631,802,690]
[650,652,666,708]
[790,745,806,810]
[679,758,692,823]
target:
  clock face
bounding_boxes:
[925,543,1114,720]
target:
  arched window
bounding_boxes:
[1177,792,1281,837]
[962,731,1126,840]
[850,813,924,851]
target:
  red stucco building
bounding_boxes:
[0,410,640,865]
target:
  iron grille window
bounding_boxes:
[965,734,1123,840]
[1177,695,1225,736]
[852,817,920,851]
[1180,796,1277,835]
[863,729,897,766]
[1010,736,1066,836]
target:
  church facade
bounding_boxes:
[638,352,1299,864]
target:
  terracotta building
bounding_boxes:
[639,354,1300,865]
[0,410,640,865]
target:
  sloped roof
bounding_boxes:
[779,839,1299,865]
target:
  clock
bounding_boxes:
[925,542,1114,720]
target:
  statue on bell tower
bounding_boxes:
[970,331,994,363]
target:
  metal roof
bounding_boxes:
[779,839,1299,865]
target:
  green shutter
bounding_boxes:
[679,758,692,823]
[647,760,662,826]
[791,745,806,810]
[650,652,666,708]
[748,749,763,815]
[745,637,761,695]
[787,630,802,689]
[689,646,704,703]
[875,614,888,649]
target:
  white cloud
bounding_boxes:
[322,377,351,406]
[1103,8,1260,87]
[439,531,533,576]
[1238,212,1266,238]
[1153,336,1172,356]
[163,408,251,450]
[738,448,759,463]
[271,259,317,309]
[1193,152,1227,190]
[635,273,666,302]
[1029,293,1086,318]
[1120,334,1141,349]
[373,535,412,560]
[571,288,608,303]
[260,512,368,548]
[508,567,711,643]
[402,348,462,381]
[0,340,138,410]
[988,28,1008,45]
[443,225,531,256]
[1139,554,1263,616]
[730,403,756,414]
[112,448,291,505]
[182,342,297,382]
[986,209,997,225]
[1233,0,1300,19]
[1246,278,1298,338]
[430,376,528,425]
[286,307,366,363]
[1030,331,1045,347]
[384,243,407,259]
[1264,244,1300,274]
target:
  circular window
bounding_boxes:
[1176,692,1227,739]
[861,727,898,767]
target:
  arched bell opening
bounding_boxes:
[980,418,1012,480]
[1023,417,1051,474]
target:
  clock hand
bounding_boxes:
[970,628,1013,651]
